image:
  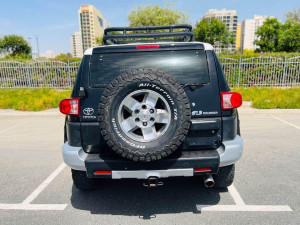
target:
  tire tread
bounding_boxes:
[98,68,191,162]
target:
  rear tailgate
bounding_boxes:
[77,45,222,152]
[182,50,222,150]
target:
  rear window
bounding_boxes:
[90,50,209,87]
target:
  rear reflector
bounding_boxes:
[220,92,242,110]
[59,98,80,115]
[136,44,160,49]
[94,170,111,175]
[194,168,211,172]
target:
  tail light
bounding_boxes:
[59,98,80,115]
[94,170,111,175]
[221,92,242,110]
[194,168,211,172]
[136,44,160,49]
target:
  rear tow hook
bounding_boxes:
[143,176,163,187]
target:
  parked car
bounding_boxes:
[60,24,243,190]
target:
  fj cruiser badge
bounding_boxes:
[192,110,202,116]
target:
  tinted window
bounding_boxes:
[90,50,209,87]
[98,17,103,27]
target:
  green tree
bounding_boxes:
[54,53,81,62]
[95,36,103,45]
[55,53,70,60]
[255,17,300,52]
[194,18,235,48]
[254,18,283,52]
[128,3,189,26]
[0,35,31,56]
[279,21,300,52]
[285,8,300,24]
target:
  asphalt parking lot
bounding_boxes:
[0,108,299,225]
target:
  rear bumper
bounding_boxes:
[218,135,243,167]
[85,149,220,178]
[111,169,193,179]
[62,135,243,178]
[62,144,87,171]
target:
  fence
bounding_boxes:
[0,61,80,89]
[219,56,300,87]
[0,57,300,88]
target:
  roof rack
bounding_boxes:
[103,24,194,45]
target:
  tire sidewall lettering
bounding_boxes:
[108,81,180,150]
[138,82,178,121]
[99,69,191,160]
[111,118,146,149]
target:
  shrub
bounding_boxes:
[232,87,300,109]
[0,89,71,111]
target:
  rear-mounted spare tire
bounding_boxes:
[99,68,191,162]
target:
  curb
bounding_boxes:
[238,108,300,114]
[0,108,63,117]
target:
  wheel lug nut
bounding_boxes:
[134,109,140,114]
[143,122,147,126]
[150,117,155,122]
[135,118,140,122]
[142,105,147,109]
[149,109,154,114]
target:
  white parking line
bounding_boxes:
[22,163,66,204]
[0,163,67,211]
[196,184,293,212]
[228,185,245,206]
[272,115,300,130]
[0,165,293,212]
[0,119,32,133]
[0,163,67,210]
[0,204,67,211]
[197,205,293,212]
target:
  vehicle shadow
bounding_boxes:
[70,177,227,219]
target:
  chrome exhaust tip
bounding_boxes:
[203,174,215,187]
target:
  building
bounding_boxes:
[202,9,238,53]
[235,24,241,51]
[78,5,109,53]
[241,15,268,51]
[70,32,83,57]
[32,51,38,60]
[40,50,55,59]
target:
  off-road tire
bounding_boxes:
[213,164,235,188]
[98,68,191,162]
[72,169,96,191]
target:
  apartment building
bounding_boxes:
[202,9,238,53]
[40,50,55,59]
[241,15,268,51]
[70,32,83,58]
[235,24,241,50]
[78,5,109,52]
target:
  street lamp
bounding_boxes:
[34,34,40,58]
[28,37,32,57]
[27,37,32,48]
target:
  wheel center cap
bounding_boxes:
[133,104,156,127]
[118,89,172,142]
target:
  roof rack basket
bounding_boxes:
[103,24,194,45]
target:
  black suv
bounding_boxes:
[60,25,243,190]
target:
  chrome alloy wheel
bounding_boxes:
[117,89,171,142]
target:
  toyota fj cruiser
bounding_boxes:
[60,25,243,190]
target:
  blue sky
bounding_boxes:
[0,0,299,55]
